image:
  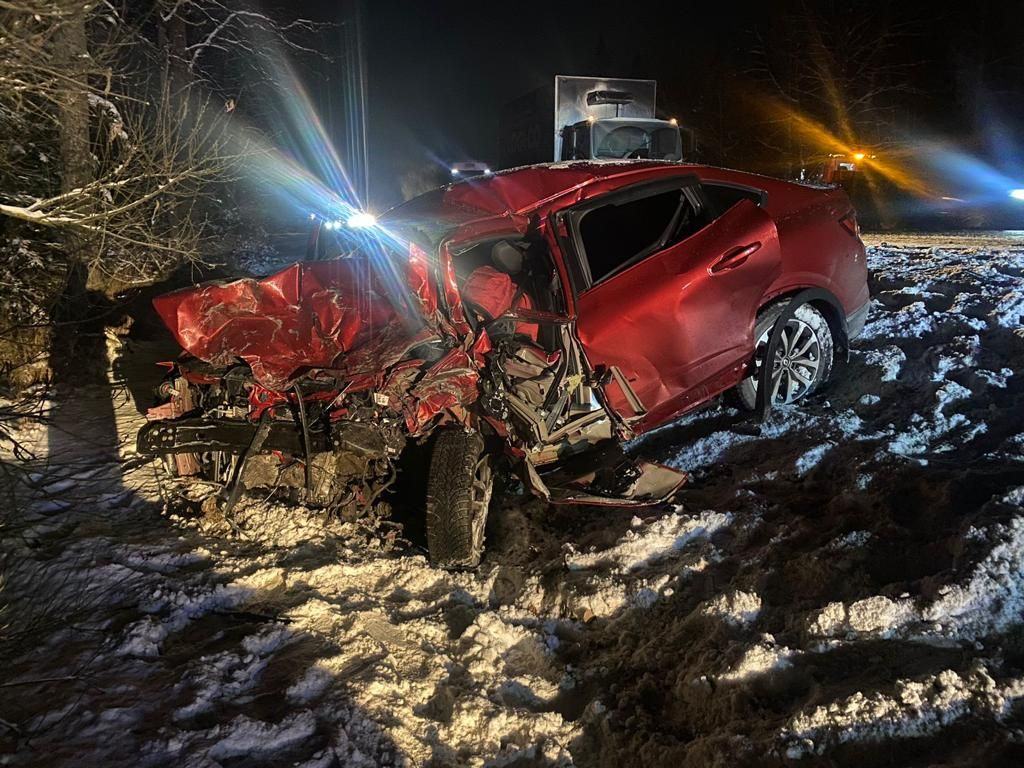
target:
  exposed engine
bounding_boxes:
[141,361,405,520]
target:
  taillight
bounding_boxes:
[839,210,861,238]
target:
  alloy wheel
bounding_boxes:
[754,317,822,405]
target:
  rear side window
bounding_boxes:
[578,189,681,283]
[665,194,713,247]
[702,184,762,217]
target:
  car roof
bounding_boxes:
[463,161,697,215]
[385,161,695,224]
[382,161,821,241]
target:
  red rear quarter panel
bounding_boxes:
[695,169,869,316]
[761,180,868,315]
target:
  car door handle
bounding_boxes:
[710,242,761,274]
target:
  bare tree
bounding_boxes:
[0,1,247,292]
[750,1,919,172]
[0,0,329,484]
[0,0,329,319]
[1,90,238,291]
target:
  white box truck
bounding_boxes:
[499,75,684,169]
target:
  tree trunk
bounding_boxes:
[55,5,92,197]
[157,9,191,268]
[51,3,96,377]
[160,10,190,101]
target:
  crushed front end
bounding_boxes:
[137,210,686,564]
[138,239,488,517]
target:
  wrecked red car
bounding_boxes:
[139,161,869,567]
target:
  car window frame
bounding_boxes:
[700,181,768,217]
[557,174,705,293]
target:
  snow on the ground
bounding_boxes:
[611,240,1024,762]
[807,497,1024,645]
[862,345,906,382]
[699,590,762,626]
[781,667,1024,759]
[718,635,796,682]
[565,510,731,573]
[2,238,1024,767]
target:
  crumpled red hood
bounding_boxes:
[154,258,429,390]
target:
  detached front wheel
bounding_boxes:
[426,428,494,569]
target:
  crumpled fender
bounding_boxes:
[153,255,433,391]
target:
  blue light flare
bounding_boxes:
[228,51,419,321]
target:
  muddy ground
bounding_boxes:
[1,236,1023,767]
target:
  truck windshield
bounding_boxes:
[592,122,682,161]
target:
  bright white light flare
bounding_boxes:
[347,212,377,228]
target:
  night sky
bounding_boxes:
[294,0,1024,209]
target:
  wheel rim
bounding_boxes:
[754,317,821,405]
[469,456,494,559]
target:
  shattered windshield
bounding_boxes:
[311,225,398,261]
[592,122,682,161]
[381,188,473,248]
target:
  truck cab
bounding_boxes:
[560,116,683,161]
[555,80,683,164]
[498,76,688,169]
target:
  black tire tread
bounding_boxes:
[736,301,789,410]
[425,428,484,568]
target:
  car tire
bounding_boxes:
[426,428,494,569]
[736,301,834,410]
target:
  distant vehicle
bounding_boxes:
[499,75,687,168]
[140,162,869,569]
[924,189,1024,229]
[800,152,876,186]
[798,151,881,226]
[800,148,1024,229]
[450,162,493,180]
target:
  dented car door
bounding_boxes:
[563,180,782,433]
